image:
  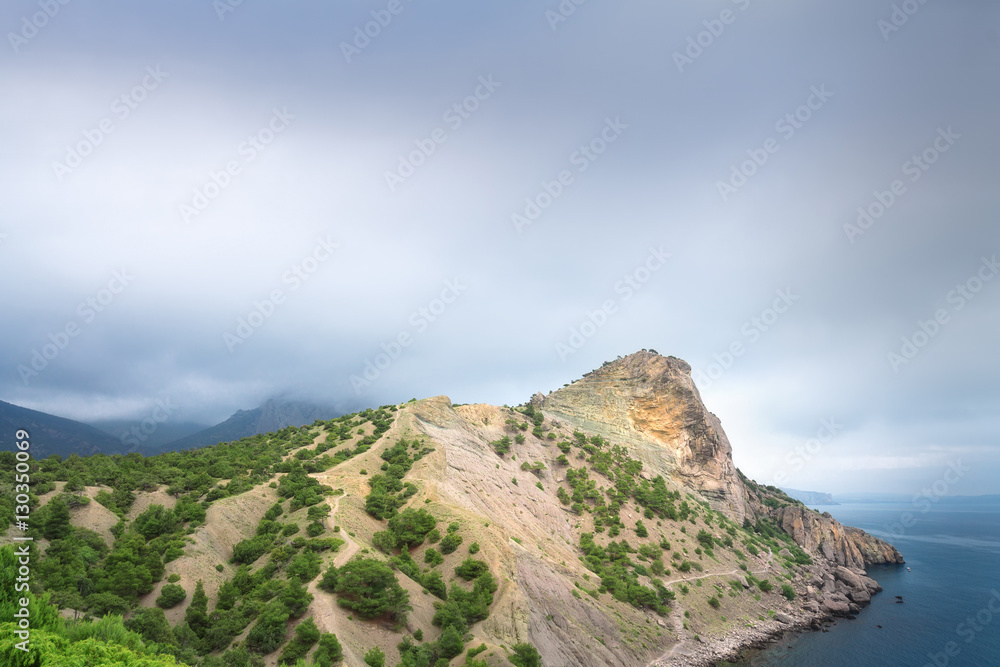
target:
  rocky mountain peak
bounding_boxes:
[539,351,752,521]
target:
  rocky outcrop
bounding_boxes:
[776,505,904,569]
[539,352,751,522]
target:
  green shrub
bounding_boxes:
[334,558,411,623]
[312,633,343,666]
[373,530,398,554]
[422,570,447,600]
[455,558,489,581]
[423,548,443,567]
[509,643,542,667]
[278,617,320,665]
[388,508,437,547]
[155,584,186,609]
[439,532,462,555]
[364,646,386,667]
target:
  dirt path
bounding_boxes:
[303,492,362,664]
[652,548,777,665]
[649,548,780,666]
[327,493,360,567]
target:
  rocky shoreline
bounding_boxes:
[654,561,895,667]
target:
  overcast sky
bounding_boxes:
[2,0,998,495]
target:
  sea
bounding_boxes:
[728,497,1000,667]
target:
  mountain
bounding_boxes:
[0,398,125,458]
[156,398,337,452]
[87,418,208,451]
[782,488,839,505]
[20,351,904,667]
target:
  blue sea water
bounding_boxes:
[738,498,1000,667]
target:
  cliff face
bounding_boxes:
[540,352,752,522]
[540,351,901,569]
[776,505,904,569]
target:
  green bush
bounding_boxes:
[334,558,411,623]
[781,583,796,601]
[509,643,542,667]
[278,617,320,665]
[455,558,489,581]
[387,508,437,547]
[424,547,444,567]
[422,571,447,600]
[372,530,398,554]
[364,646,385,667]
[245,600,290,654]
[439,532,463,555]
[231,534,272,564]
[154,584,186,609]
[312,633,343,666]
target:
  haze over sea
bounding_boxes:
[734,497,1000,667]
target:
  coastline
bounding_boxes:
[650,557,903,667]
[653,606,835,667]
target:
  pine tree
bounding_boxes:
[185,580,210,636]
[438,624,465,659]
[43,497,71,540]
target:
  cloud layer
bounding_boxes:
[2,0,998,494]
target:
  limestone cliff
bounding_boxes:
[540,351,901,570]
[540,351,751,522]
[776,505,904,569]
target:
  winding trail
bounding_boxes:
[304,492,361,663]
[650,549,778,666]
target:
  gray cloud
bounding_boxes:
[1,0,998,495]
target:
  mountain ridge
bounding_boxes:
[11,350,904,667]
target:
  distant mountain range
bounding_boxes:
[0,399,125,458]
[781,488,839,505]
[0,397,338,458]
[149,398,337,452]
